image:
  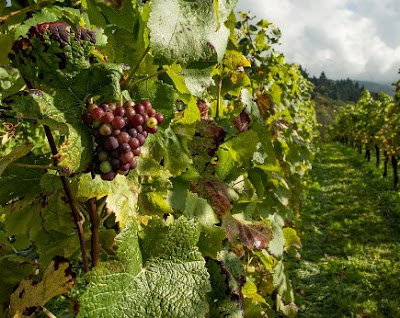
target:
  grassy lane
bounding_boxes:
[290,143,400,317]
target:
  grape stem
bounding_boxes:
[123,45,151,87]
[128,68,168,89]
[88,197,100,267]
[43,125,89,273]
[0,0,58,25]
[42,307,56,318]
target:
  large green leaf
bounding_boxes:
[148,0,236,64]
[0,144,33,177]
[78,217,211,318]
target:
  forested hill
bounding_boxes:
[300,68,394,102]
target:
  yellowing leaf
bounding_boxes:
[223,50,251,70]
[9,258,75,318]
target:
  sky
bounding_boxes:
[236,0,400,84]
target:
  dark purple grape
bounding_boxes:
[137,134,146,146]
[119,143,131,154]
[110,149,120,159]
[101,171,116,181]
[132,148,141,156]
[121,152,134,164]
[99,103,110,112]
[82,112,93,124]
[136,125,143,133]
[99,124,112,136]
[130,114,144,126]
[104,136,119,151]
[113,106,125,117]
[98,151,109,162]
[155,113,164,125]
[128,138,140,149]
[92,107,104,120]
[92,128,101,138]
[119,163,130,171]
[101,112,114,124]
[111,158,121,170]
[147,126,158,134]
[141,131,148,138]
[117,132,130,144]
[134,104,146,114]
[127,128,138,138]
[112,116,126,130]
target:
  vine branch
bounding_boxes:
[43,125,89,273]
[123,46,151,87]
[127,68,168,89]
[88,197,100,267]
[10,162,60,171]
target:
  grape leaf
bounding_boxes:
[183,63,216,97]
[0,143,33,177]
[77,173,139,227]
[222,213,273,250]
[78,217,211,318]
[9,258,75,318]
[148,0,235,64]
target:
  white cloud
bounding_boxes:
[236,0,400,84]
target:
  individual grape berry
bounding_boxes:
[141,131,148,138]
[129,138,140,149]
[134,104,145,114]
[114,106,125,117]
[99,124,112,136]
[130,114,144,126]
[109,103,116,111]
[140,100,152,110]
[119,143,131,154]
[92,107,104,120]
[88,103,98,112]
[146,126,158,134]
[92,120,101,128]
[99,103,110,112]
[111,129,121,137]
[101,171,116,181]
[146,117,158,128]
[121,152,134,164]
[137,134,146,146]
[127,128,138,138]
[98,151,109,162]
[155,113,164,125]
[146,108,156,117]
[132,148,141,156]
[130,158,137,169]
[123,101,135,109]
[112,116,126,130]
[136,125,144,133]
[142,113,149,123]
[100,161,112,174]
[110,149,120,159]
[111,158,121,170]
[117,132,130,144]
[104,136,119,151]
[92,128,101,138]
[82,112,93,124]
[119,163,130,172]
[125,107,135,118]
[101,112,114,124]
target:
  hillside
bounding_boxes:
[354,80,394,96]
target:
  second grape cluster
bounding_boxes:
[82,100,164,181]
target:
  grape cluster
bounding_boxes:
[82,100,164,181]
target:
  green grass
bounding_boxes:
[289,143,400,318]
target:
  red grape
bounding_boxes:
[101,171,116,181]
[82,112,93,124]
[130,114,144,126]
[119,143,131,154]
[112,116,126,130]
[137,134,146,146]
[146,126,158,134]
[146,108,156,116]
[134,104,145,114]
[110,149,120,158]
[142,113,149,123]
[155,113,164,125]
[114,106,125,117]
[99,103,110,112]
[111,159,121,170]
[127,128,138,138]
[140,100,152,109]
[117,132,130,144]
[132,148,141,156]
[92,107,104,120]
[136,125,144,133]
[121,152,134,164]
[128,138,140,149]
[102,112,114,124]
[88,103,98,112]
[123,101,135,109]
[130,158,137,169]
